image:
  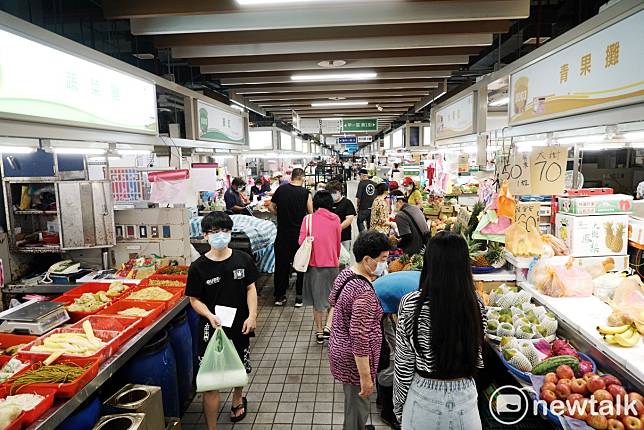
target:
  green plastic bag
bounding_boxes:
[196,328,248,392]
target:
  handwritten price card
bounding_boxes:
[514,202,540,233]
[529,146,568,195]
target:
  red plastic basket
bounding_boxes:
[154,265,189,277]
[97,300,166,330]
[69,316,139,351]
[0,411,22,430]
[140,276,186,288]
[62,282,136,299]
[0,385,57,426]
[4,357,100,398]
[0,333,38,358]
[51,296,112,323]
[17,327,121,365]
[123,285,183,310]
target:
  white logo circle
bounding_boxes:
[365,184,375,196]
[488,385,531,426]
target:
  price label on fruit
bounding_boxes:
[514,202,540,233]
[529,146,568,195]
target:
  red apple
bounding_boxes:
[559,378,572,386]
[621,416,642,430]
[542,382,557,393]
[608,385,628,400]
[588,415,609,430]
[568,393,584,403]
[607,418,625,430]
[557,382,572,400]
[629,393,644,404]
[557,364,575,380]
[545,372,559,384]
[588,377,607,393]
[632,400,644,416]
[571,409,589,422]
[584,372,600,382]
[603,375,622,387]
[572,378,588,395]
[594,389,615,403]
[541,389,557,404]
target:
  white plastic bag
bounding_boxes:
[293,215,313,272]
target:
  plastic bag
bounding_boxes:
[608,276,644,331]
[339,244,351,266]
[541,234,570,256]
[530,260,565,297]
[497,181,516,218]
[505,222,544,257]
[196,328,248,392]
[553,261,593,297]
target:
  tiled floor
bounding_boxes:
[181,275,389,430]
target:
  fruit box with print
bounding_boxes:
[555,213,629,257]
[558,194,633,215]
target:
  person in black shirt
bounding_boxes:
[186,212,258,428]
[269,167,313,307]
[224,178,250,214]
[249,176,270,201]
[355,169,376,232]
[327,180,357,253]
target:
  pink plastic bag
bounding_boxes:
[554,262,593,297]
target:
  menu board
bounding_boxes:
[197,100,246,145]
[434,94,475,140]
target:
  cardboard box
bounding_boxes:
[555,213,629,257]
[558,194,633,215]
[629,216,644,246]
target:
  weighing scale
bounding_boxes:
[0,300,69,335]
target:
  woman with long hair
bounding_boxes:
[393,231,486,429]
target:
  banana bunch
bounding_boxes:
[597,324,641,347]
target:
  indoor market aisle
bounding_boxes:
[181,274,388,430]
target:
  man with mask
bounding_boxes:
[327,181,356,253]
[224,177,250,214]
[269,168,313,307]
[186,211,258,427]
[391,190,430,255]
[355,169,376,232]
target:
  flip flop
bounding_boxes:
[230,397,247,423]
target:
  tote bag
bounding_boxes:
[196,328,248,392]
[293,215,314,273]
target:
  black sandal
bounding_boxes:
[230,397,247,423]
[315,332,325,344]
[322,326,331,339]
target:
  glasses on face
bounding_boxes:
[205,229,231,235]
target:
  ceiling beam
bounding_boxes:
[125,1,530,33]
[172,33,493,58]
[219,71,452,85]
[270,103,414,112]
[272,109,408,116]
[257,97,421,107]
[200,55,471,73]
[233,82,438,94]
[247,91,431,101]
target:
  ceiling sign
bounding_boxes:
[434,93,475,140]
[358,136,373,143]
[338,136,357,145]
[292,110,301,131]
[509,10,644,125]
[342,118,378,132]
[0,28,157,134]
[300,118,320,134]
[321,119,342,134]
[197,100,246,145]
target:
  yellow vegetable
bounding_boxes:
[128,287,173,301]
[117,308,152,317]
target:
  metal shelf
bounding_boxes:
[27,298,189,429]
[13,210,58,215]
[2,283,77,294]
[11,246,62,254]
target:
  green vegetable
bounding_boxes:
[531,355,579,375]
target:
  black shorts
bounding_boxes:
[197,320,252,374]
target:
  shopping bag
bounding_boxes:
[497,181,516,218]
[339,244,351,266]
[293,215,314,272]
[196,328,248,392]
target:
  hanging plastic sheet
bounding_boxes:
[149,170,197,206]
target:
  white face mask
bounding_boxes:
[373,261,388,276]
[208,232,231,250]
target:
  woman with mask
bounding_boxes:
[328,231,392,430]
[299,190,342,344]
[326,181,357,253]
[393,231,486,430]
[186,211,259,428]
[402,177,423,208]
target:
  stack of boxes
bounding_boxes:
[555,193,634,271]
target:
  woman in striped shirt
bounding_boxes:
[393,231,486,430]
[328,231,392,430]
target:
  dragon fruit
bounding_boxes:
[577,360,593,377]
[552,339,579,358]
[533,339,553,358]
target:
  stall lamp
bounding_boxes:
[117,149,152,156]
[53,148,106,155]
[0,146,36,154]
[292,72,377,82]
[488,97,509,107]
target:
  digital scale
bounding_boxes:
[0,300,70,335]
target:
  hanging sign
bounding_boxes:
[292,110,301,131]
[321,119,342,134]
[435,94,475,140]
[529,146,568,195]
[300,118,321,134]
[338,136,357,145]
[509,10,644,125]
[358,136,373,143]
[503,150,532,196]
[514,202,541,233]
[197,100,246,145]
[345,144,359,153]
[0,28,157,134]
[342,118,378,132]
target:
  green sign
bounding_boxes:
[342,118,378,132]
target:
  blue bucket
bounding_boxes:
[119,329,180,417]
[168,311,194,411]
[57,396,101,430]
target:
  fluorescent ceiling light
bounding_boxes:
[557,134,604,144]
[194,148,215,153]
[312,101,368,107]
[320,117,344,121]
[516,141,540,153]
[291,72,377,82]
[0,146,35,154]
[489,96,509,107]
[237,0,344,4]
[230,104,244,112]
[53,147,106,155]
[583,143,625,151]
[117,149,151,156]
[624,131,644,141]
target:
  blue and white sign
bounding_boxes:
[345,144,359,153]
[338,136,357,145]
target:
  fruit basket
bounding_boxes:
[498,348,596,384]
[0,386,57,426]
[97,300,166,330]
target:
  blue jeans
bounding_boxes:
[402,376,481,430]
[357,209,371,232]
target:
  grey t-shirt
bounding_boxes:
[395,204,430,254]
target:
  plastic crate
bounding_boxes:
[123,285,184,310]
[17,327,121,365]
[70,315,140,351]
[4,357,100,398]
[97,300,166,330]
[0,333,38,357]
[0,385,57,426]
[140,277,186,288]
[51,296,112,323]
[154,265,189,277]
[62,282,136,299]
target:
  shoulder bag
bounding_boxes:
[401,207,431,245]
[293,214,314,272]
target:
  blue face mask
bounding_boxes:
[208,232,231,250]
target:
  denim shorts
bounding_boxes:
[401,375,481,430]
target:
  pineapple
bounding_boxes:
[389,254,410,273]
[464,234,483,264]
[484,242,504,266]
[465,201,485,238]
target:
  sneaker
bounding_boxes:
[322,326,331,339]
[315,332,324,344]
[294,296,303,308]
[274,297,287,306]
